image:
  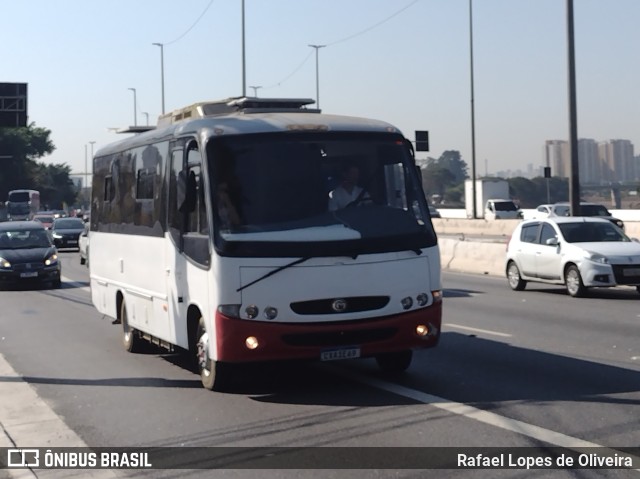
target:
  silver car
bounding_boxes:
[506,217,640,297]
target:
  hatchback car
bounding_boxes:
[51,217,86,250]
[506,217,640,297]
[532,204,570,219]
[0,221,61,288]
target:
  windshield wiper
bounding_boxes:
[236,256,312,292]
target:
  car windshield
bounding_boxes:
[0,229,52,249]
[54,218,84,229]
[553,205,570,216]
[34,216,53,223]
[206,132,436,257]
[494,201,517,211]
[559,222,629,243]
[580,204,610,216]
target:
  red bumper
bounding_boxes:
[215,302,442,363]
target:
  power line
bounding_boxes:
[326,0,420,46]
[164,0,216,46]
[261,0,420,90]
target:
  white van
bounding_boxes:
[484,199,521,220]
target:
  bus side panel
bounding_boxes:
[90,232,172,342]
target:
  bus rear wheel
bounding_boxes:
[195,316,228,391]
[121,302,144,353]
[375,350,413,373]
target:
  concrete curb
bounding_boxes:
[439,237,506,277]
[0,353,120,478]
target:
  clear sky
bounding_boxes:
[3,0,639,180]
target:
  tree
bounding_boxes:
[421,162,456,199]
[435,150,468,183]
[0,123,76,209]
[0,123,55,201]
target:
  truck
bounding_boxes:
[464,179,519,219]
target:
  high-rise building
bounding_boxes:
[545,140,569,178]
[599,140,635,183]
[578,139,600,185]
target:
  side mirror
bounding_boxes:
[546,237,559,246]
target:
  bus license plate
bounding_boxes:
[320,347,361,361]
[20,272,38,278]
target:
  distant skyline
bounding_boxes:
[2,0,639,180]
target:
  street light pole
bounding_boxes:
[308,44,325,108]
[128,88,137,126]
[249,86,262,97]
[468,0,478,219]
[142,112,149,126]
[152,42,165,114]
[241,0,246,96]
[84,144,88,192]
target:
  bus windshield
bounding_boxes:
[207,132,437,257]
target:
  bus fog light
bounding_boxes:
[416,293,428,306]
[416,324,429,337]
[401,297,413,310]
[245,336,259,350]
[264,306,278,320]
[245,305,259,319]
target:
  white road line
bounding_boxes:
[340,369,639,469]
[446,323,512,338]
[61,275,90,293]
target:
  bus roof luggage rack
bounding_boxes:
[158,97,319,126]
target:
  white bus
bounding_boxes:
[90,97,442,390]
[7,189,40,221]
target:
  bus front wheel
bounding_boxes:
[375,350,413,373]
[196,316,228,391]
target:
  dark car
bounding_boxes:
[51,217,86,250]
[554,202,625,230]
[0,221,61,288]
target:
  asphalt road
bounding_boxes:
[0,250,638,478]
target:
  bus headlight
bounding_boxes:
[264,306,278,320]
[0,257,10,269]
[245,305,259,319]
[217,304,241,318]
[416,293,429,306]
[401,296,413,310]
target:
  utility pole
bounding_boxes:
[308,44,326,108]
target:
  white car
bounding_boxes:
[505,217,640,297]
[532,204,570,219]
[79,225,89,267]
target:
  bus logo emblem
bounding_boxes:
[332,299,348,312]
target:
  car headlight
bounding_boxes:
[0,257,11,268]
[586,252,609,264]
[44,253,58,266]
[52,232,63,238]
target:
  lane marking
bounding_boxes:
[339,368,640,469]
[61,275,90,293]
[446,323,512,338]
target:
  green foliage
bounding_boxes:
[0,123,76,208]
[508,176,569,207]
[421,150,469,203]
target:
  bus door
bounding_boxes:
[166,139,211,348]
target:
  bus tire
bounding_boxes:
[196,316,227,391]
[375,349,413,373]
[121,301,144,353]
